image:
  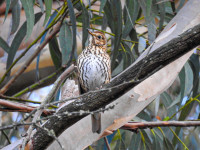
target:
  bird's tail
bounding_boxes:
[91,113,101,134]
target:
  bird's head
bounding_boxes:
[87,30,107,47]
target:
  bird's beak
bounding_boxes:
[87,28,95,36]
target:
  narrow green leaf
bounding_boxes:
[38,0,44,13]
[188,54,199,97]
[7,12,43,71]
[11,0,21,34]
[99,0,106,14]
[67,0,77,62]
[59,22,72,66]
[163,136,174,150]
[4,0,11,22]
[161,92,176,116]
[151,129,161,150]
[128,132,141,150]
[122,0,139,38]
[146,0,152,17]
[110,0,122,71]
[104,0,114,32]
[43,0,52,26]
[158,1,165,33]
[0,37,10,53]
[49,36,61,69]
[20,0,35,40]
[81,2,89,49]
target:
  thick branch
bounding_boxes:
[27,24,200,149]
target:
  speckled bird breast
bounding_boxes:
[77,48,111,92]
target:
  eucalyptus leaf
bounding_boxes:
[99,0,106,14]
[49,36,61,69]
[110,0,122,71]
[81,2,89,49]
[67,0,77,63]
[6,12,43,72]
[43,0,52,26]
[4,0,11,22]
[157,0,165,33]
[161,92,176,116]
[122,0,139,38]
[188,54,199,97]
[38,0,44,13]
[0,37,10,53]
[11,0,21,34]
[20,0,35,40]
[59,22,72,66]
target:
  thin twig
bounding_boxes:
[104,137,111,150]
[0,99,54,116]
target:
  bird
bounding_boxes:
[77,29,111,134]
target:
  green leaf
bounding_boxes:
[122,0,139,38]
[49,36,61,69]
[81,2,89,49]
[110,0,122,71]
[128,132,141,150]
[11,0,21,34]
[4,0,11,22]
[59,22,72,66]
[43,0,52,26]
[38,0,44,13]
[157,0,165,33]
[6,12,43,71]
[188,54,200,97]
[99,0,107,14]
[104,0,114,32]
[161,92,176,116]
[163,136,174,150]
[0,37,10,53]
[20,0,35,40]
[151,129,161,150]
[138,0,156,43]
[67,0,77,62]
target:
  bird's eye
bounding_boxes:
[97,35,102,39]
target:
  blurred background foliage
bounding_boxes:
[0,0,200,149]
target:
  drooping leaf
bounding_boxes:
[138,0,156,43]
[38,0,44,13]
[110,0,122,71]
[157,0,165,33]
[128,132,141,150]
[188,54,199,97]
[36,10,58,79]
[20,0,35,40]
[6,12,43,71]
[67,0,77,63]
[59,22,72,66]
[81,2,89,49]
[99,0,106,14]
[43,0,52,26]
[49,36,61,69]
[0,37,10,53]
[103,0,114,32]
[161,92,176,116]
[11,0,21,34]
[4,0,11,22]
[122,0,139,38]
[163,136,174,150]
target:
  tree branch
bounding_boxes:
[120,121,200,131]
[25,23,200,149]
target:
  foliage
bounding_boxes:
[0,0,200,149]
